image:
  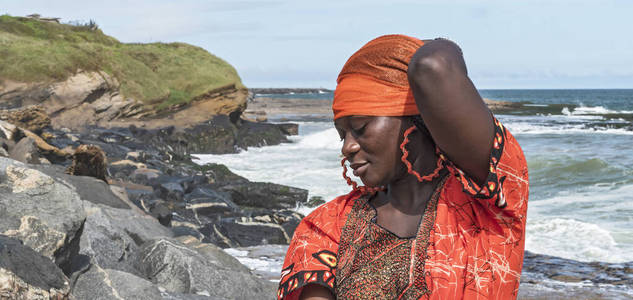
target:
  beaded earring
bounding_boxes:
[340,157,384,194]
[399,125,445,182]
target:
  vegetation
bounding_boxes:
[0,14,244,108]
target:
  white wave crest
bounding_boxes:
[563,105,633,116]
[297,128,343,150]
[525,218,631,263]
[504,122,633,135]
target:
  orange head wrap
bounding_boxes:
[333,34,424,120]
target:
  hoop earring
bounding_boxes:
[341,157,384,194]
[399,125,445,182]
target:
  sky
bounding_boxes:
[3,0,632,89]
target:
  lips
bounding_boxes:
[350,162,368,177]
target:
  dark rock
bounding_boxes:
[184,187,239,217]
[219,181,308,209]
[156,181,185,202]
[9,136,40,164]
[306,195,326,207]
[0,235,71,299]
[522,250,633,286]
[0,137,14,154]
[129,168,162,185]
[170,221,205,241]
[0,143,8,157]
[72,265,163,300]
[125,185,155,212]
[199,223,234,248]
[66,144,108,182]
[149,200,173,226]
[271,209,304,238]
[196,163,247,185]
[0,157,86,273]
[124,115,296,156]
[108,160,139,180]
[202,218,290,247]
[173,115,237,154]
[138,237,275,298]
[277,123,299,135]
[236,120,289,149]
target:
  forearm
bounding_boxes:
[407,39,494,184]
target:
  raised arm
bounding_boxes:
[407,39,494,185]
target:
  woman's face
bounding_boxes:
[335,116,410,187]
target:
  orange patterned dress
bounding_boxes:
[278,118,529,299]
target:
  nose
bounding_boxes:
[341,132,361,158]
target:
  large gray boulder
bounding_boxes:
[76,202,173,277]
[0,157,86,273]
[0,235,71,299]
[72,265,163,300]
[138,237,275,299]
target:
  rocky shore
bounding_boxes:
[0,103,309,299]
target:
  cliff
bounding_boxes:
[0,15,247,130]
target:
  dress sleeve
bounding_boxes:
[443,116,529,212]
[277,194,356,300]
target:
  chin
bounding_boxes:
[360,174,385,188]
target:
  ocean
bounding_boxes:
[196,89,633,295]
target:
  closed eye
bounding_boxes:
[352,124,367,136]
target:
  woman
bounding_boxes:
[278,35,529,300]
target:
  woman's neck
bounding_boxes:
[382,150,443,214]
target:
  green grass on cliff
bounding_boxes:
[0,15,244,108]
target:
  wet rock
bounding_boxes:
[271,209,304,238]
[277,123,299,135]
[149,200,173,226]
[306,195,326,207]
[108,161,138,180]
[66,144,108,182]
[172,115,238,154]
[196,163,248,185]
[0,235,71,299]
[0,157,86,273]
[236,120,289,149]
[72,265,163,300]
[202,218,290,247]
[170,218,205,241]
[138,237,275,298]
[155,180,185,202]
[129,168,162,185]
[184,186,239,217]
[522,251,633,286]
[219,181,308,209]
